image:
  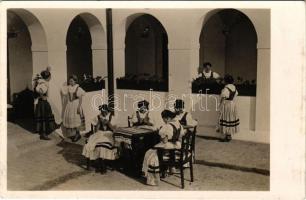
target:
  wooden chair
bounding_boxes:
[156,129,196,189]
[85,123,96,170]
[183,125,197,163]
[191,126,197,163]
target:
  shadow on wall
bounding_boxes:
[8,88,36,133]
[189,93,257,138]
[190,94,221,134]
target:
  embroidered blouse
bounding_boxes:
[175,111,198,127]
[221,84,238,100]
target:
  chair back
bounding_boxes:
[180,128,195,161]
[128,116,132,127]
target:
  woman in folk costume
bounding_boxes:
[130,100,156,129]
[62,75,86,142]
[174,99,198,129]
[142,110,184,186]
[218,74,240,142]
[55,82,70,140]
[33,67,58,140]
[82,104,118,174]
[197,62,221,81]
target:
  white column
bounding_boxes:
[168,48,193,110]
[92,49,107,76]
[32,50,48,79]
[32,45,49,90]
[47,46,67,124]
[113,48,125,88]
[255,47,270,138]
[92,48,108,97]
[189,45,200,80]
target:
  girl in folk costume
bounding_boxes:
[82,104,118,174]
[174,99,198,129]
[130,100,156,128]
[62,75,86,142]
[142,110,184,186]
[33,67,58,140]
[218,74,240,142]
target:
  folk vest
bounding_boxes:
[168,123,182,143]
[225,87,237,101]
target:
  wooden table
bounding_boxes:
[113,126,160,176]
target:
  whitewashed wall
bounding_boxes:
[11,8,270,143]
[22,8,108,124]
[112,9,270,143]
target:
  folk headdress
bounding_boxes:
[174,99,185,109]
[99,104,109,112]
[161,109,177,119]
[40,66,51,80]
[137,100,149,109]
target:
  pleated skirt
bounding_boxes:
[219,100,240,135]
[82,131,118,160]
[63,100,85,132]
[34,98,57,135]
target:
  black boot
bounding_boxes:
[72,132,81,142]
[100,159,107,174]
[226,134,232,141]
[40,134,51,140]
[84,131,93,138]
[106,160,115,171]
[55,122,62,130]
[219,135,229,142]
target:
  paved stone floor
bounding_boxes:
[7,120,269,191]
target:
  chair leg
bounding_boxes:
[86,158,91,170]
[190,160,194,182]
[160,165,166,178]
[180,166,184,189]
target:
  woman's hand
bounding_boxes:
[162,136,168,144]
[143,118,150,125]
[102,119,109,125]
[77,106,81,115]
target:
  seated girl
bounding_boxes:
[174,99,198,129]
[130,100,156,129]
[82,104,118,174]
[142,110,184,186]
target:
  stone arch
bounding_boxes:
[8,9,48,52]
[199,8,258,82]
[7,9,48,106]
[196,8,260,132]
[66,13,107,84]
[123,13,169,91]
[78,12,107,50]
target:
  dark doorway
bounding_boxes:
[123,14,169,91]
[7,11,35,132]
[7,11,33,105]
[199,9,258,83]
[66,16,93,81]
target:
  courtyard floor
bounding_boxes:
[7,120,269,191]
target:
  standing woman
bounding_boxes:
[34,67,57,140]
[219,74,240,142]
[63,75,86,142]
